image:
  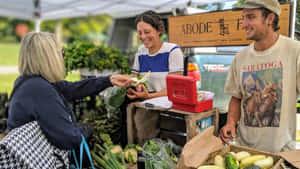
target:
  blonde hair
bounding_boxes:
[18,32,65,82]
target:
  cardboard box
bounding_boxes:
[176,127,284,169]
[279,150,300,168]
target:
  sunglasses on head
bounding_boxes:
[61,49,65,58]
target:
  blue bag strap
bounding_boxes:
[80,135,95,169]
[72,149,79,169]
[80,141,83,169]
[71,135,95,169]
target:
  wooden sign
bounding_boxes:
[168,4,290,47]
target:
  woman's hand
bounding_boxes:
[110,74,132,87]
[127,85,149,99]
[136,84,144,92]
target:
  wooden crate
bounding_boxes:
[127,102,219,146]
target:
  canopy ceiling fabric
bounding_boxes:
[0,0,235,20]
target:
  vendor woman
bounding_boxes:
[126,10,184,145]
[127,10,184,100]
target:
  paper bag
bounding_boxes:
[279,149,300,168]
[176,127,223,169]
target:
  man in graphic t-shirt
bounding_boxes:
[219,0,300,152]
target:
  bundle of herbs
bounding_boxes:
[91,133,142,169]
[92,143,126,169]
[143,139,182,169]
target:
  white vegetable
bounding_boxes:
[124,148,138,163]
[110,145,123,154]
[236,151,251,161]
[214,155,225,168]
[254,156,274,169]
[131,71,151,86]
[131,77,138,82]
[197,165,224,169]
[138,71,151,83]
[229,152,237,159]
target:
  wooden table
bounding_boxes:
[127,102,219,145]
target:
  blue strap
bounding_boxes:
[72,150,79,169]
[80,141,83,169]
[71,135,95,169]
[80,135,95,169]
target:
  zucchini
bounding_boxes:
[240,155,266,169]
[225,152,238,169]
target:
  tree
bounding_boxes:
[41,15,111,44]
[0,17,33,42]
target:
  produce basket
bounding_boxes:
[177,127,284,169]
[205,144,284,169]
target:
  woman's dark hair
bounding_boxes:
[261,8,280,32]
[135,10,165,36]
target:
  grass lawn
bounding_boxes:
[0,73,80,95]
[65,72,81,82]
[0,43,20,66]
[0,74,18,95]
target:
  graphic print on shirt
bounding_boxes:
[242,63,282,127]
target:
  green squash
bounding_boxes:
[225,152,238,169]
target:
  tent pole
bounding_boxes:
[291,0,297,39]
[34,0,41,32]
[35,18,41,32]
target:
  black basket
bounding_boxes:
[137,151,145,169]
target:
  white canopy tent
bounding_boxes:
[0,0,297,37]
[0,0,239,20]
[0,0,237,32]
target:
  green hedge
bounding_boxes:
[64,41,131,74]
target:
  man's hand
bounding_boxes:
[219,123,236,144]
[110,74,132,87]
[220,96,241,144]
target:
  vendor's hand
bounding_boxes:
[110,74,131,87]
[127,85,149,99]
[136,84,144,92]
[127,88,138,100]
[219,123,236,144]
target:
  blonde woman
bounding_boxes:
[8,32,131,150]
